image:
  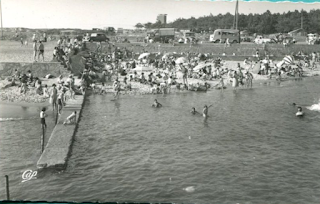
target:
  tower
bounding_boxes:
[157,14,167,24]
[233,0,239,30]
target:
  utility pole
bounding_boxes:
[233,0,239,30]
[0,0,3,40]
[301,13,303,29]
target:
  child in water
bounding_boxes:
[152,99,162,108]
[191,107,199,115]
[296,107,304,117]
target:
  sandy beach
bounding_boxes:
[1,40,319,107]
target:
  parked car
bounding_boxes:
[241,36,252,42]
[89,33,109,42]
[306,33,319,45]
[254,35,271,44]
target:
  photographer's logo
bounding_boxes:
[22,170,37,182]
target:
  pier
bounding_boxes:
[37,94,86,170]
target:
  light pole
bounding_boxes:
[0,0,3,40]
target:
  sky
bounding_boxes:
[1,0,320,29]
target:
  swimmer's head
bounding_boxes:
[297,107,302,111]
[192,107,195,111]
[293,103,296,106]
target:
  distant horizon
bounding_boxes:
[2,0,320,30]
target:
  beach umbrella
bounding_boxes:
[132,65,153,72]
[162,52,179,60]
[175,57,188,64]
[283,55,295,65]
[138,53,151,60]
[193,63,207,72]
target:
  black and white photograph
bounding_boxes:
[1,0,320,203]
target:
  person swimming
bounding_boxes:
[191,107,199,115]
[202,104,213,118]
[296,106,304,117]
[152,99,162,108]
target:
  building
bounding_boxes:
[117,28,123,34]
[288,28,306,37]
[60,30,78,36]
[157,14,167,24]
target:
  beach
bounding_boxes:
[1,39,319,106]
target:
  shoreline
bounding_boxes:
[1,65,319,106]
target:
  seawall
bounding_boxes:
[0,62,70,78]
[37,94,86,170]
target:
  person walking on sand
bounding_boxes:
[38,41,45,62]
[57,89,66,115]
[33,41,38,62]
[40,107,47,130]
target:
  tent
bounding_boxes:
[175,57,188,64]
[193,63,214,72]
[132,65,153,72]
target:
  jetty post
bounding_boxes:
[5,175,10,200]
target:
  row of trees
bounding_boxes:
[136,9,320,34]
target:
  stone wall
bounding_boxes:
[0,62,70,78]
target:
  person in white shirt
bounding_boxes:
[40,108,47,129]
[296,107,304,117]
[33,41,38,62]
[63,111,77,125]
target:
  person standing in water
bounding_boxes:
[245,70,254,88]
[50,84,58,111]
[191,107,200,115]
[202,104,213,118]
[232,71,239,89]
[113,79,121,99]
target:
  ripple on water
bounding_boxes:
[2,79,320,202]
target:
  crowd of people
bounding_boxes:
[75,44,318,99]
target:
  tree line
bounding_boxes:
[136,9,320,34]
